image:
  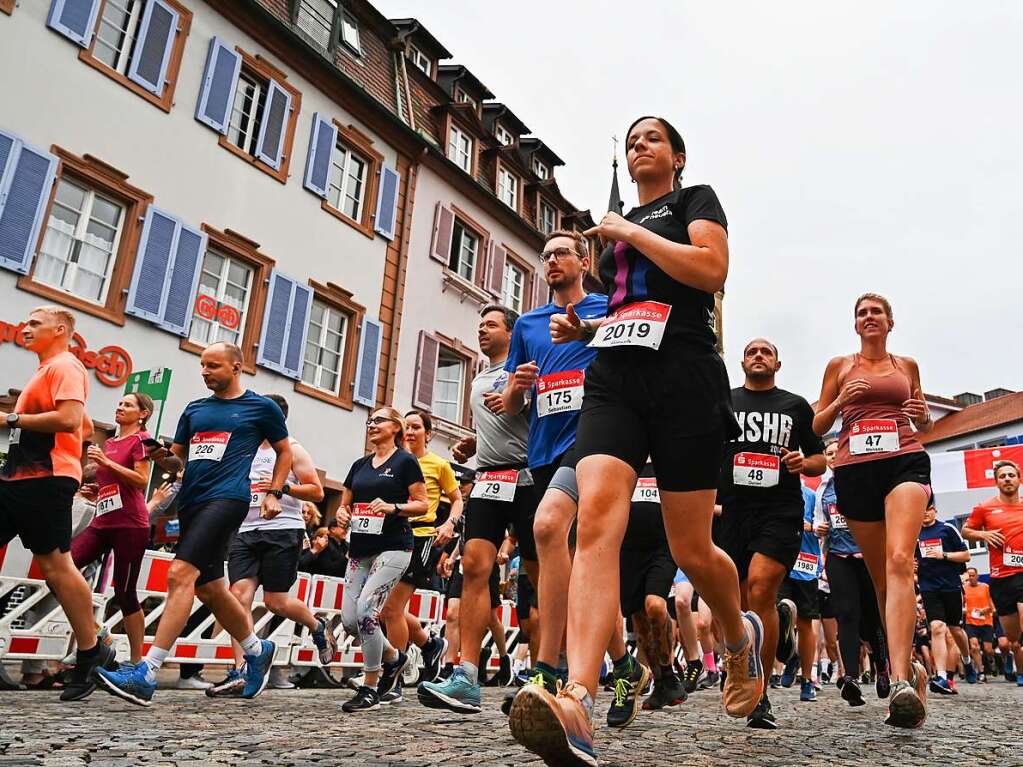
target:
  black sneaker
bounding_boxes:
[311,618,338,666]
[840,676,865,707]
[876,668,891,699]
[61,643,117,701]
[769,673,781,689]
[439,662,454,681]
[643,672,686,710]
[699,670,720,690]
[746,695,778,729]
[478,644,492,682]
[775,599,797,663]
[377,651,409,698]
[502,667,557,716]
[419,635,448,684]
[606,660,651,728]
[341,685,380,712]
[205,667,245,698]
[486,654,513,687]
[683,658,703,694]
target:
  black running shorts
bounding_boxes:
[446,563,500,609]
[832,451,931,523]
[921,589,964,627]
[227,528,304,593]
[619,547,676,617]
[989,573,1023,618]
[777,576,821,620]
[463,464,537,562]
[712,500,804,581]
[176,499,249,586]
[0,476,77,555]
[572,348,736,492]
[401,534,440,589]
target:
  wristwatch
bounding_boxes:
[6,413,19,428]
[282,483,292,497]
[266,488,284,499]
[394,502,404,514]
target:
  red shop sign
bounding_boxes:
[0,321,133,388]
[194,295,241,330]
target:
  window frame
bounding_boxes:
[178,225,274,374]
[408,43,431,77]
[496,162,520,212]
[501,260,525,314]
[77,0,192,113]
[320,122,383,239]
[532,157,549,179]
[494,122,513,146]
[338,8,360,55]
[187,248,256,351]
[454,87,477,111]
[293,0,337,51]
[539,199,558,235]
[217,47,303,185]
[294,280,365,410]
[445,205,491,291]
[432,333,478,429]
[446,123,474,174]
[18,147,152,326]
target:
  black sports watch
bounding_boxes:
[6,413,19,428]
[266,488,284,499]
[282,483,292,496]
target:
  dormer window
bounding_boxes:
[408,44,432,77]
[447,125,473,172]
[455,87,477,110]
[339,8,360,53]
[497,167,519,210]
[494,123,513,146]
[532,158,549,179]
[295,0,336,49]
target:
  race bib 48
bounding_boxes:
[732,452,780,488]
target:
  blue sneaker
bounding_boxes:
[95,661,156,707]
[780,653,800,688]
[928,676,955,695]
[799,680,817,702]
[964,660,978,685]
[1017,673,1023,687]
[242,639,276,699]
[311,619,337,666]
[417,667,481,713]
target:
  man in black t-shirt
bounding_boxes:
[713,338,826,729]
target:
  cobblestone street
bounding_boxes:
[0,678,1017,766]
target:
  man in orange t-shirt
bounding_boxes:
[0,306,115,699]
[963,459,1023,684]
[963,567,997,680]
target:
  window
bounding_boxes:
[327,143,368,222]
[455,88,477,110]
[448,220,479,282]
[296,0,336,50]
[497,167,518,210]
[501,261,525,314]
[408,44,431,77]
[954,515,988,554]
[188,250,255,347]
[494,123,513,146]
[539,201,557,235]
[74,0,192,112]
[227,71,265,157]
[35,179,124,305]
[339,9,360,53]
[434,347,465,424]
[447,125,473,172]
[532,158,549,179]
[302,300,348,394]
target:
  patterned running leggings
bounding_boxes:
[341,549,412,673]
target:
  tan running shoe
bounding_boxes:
[721,611,766,718]
[884,661,928,729]
[510,680,597,766]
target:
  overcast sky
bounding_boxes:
[380,1,1022,402]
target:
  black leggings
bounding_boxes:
[825,553,889,677]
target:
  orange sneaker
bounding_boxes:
[722,611,766,718]
[509,680,597,766]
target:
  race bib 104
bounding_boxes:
[351,502,385,535]
[793,551,819,575]
[632,477,660,504]
[849,419,899,455]
[732,452,780,488]
[471,470,518,502]
[96,484,123,516]
[589,301,671,351]
[188,431,230,462]
[536,370,584,418]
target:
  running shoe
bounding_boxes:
[61,642,118,701]
[698,670,719,690]
[509,680,596,767]
[642,672,686,711]
[504,667,558,716]
[929,676,956,695]
[964,660,978,685]
[769,673,781,689]
[722,611,765,718]
[312,618,338,666]
[876,667,891,699]
[175,672,214,690]
[418,667,481,713]
[380,684,403,705]
[780,654,800,689]
[606,659,651,728]
[377,650,409,698]
[341,685,379,712]
[269,667,295,689]
[746,694,777,730]
[885,661,928,729]
[486,654,513,687]
[840,676,865,707]
[1017,674,1023,687]
[241,639,276,699]
[799,680,817,702]
[775,599,797,662]
[821,662,835,685]
[682,658,703,694]
[205,668,245,698]
[419,635,448,684]
[94,660,156,707]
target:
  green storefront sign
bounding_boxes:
[124,368,172,438]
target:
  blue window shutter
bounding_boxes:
[257,271,296,375]
[195,37,242,134]
[281,281,312,379]
[254,79,291,171]
[303,113,337,198]
[353,317,382,408]
[0,137,58,275]
[47,0,100,48]
[126,206,179,322]
[127,0,178,97]
[373,165,400,240]
[158,224,206,336]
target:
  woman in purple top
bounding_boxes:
[72,393,155,664]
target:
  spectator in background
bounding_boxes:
[299,522,346,577]
[302,502,322,540]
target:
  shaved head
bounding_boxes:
[206,341,243,364]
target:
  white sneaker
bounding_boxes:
[175,673,214,690]
[269,667,295,689]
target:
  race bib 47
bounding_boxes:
[849,419,899,455]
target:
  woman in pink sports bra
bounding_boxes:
[813,293,933,730]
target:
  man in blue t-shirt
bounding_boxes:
[776,484,822,700]
[915,501,974,694]
[97,342,292,707]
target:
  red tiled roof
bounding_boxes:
[920,391,1023,445]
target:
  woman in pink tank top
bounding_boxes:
[813,293,934,729]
